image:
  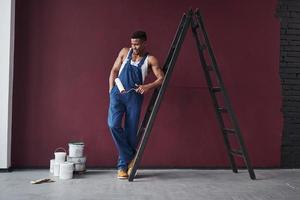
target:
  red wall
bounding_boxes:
[12,0,281,168]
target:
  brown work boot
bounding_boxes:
[117,169,128,179]
[127,159,136,177]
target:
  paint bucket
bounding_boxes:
[54,147,67,163]
[67,156,86,172]
[50,159,55,173]
[68,142,84,157]
[53,162,60,176]
[59,162,74,180]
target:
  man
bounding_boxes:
[108,31,164,179]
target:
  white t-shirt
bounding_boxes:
[118,48,149,83]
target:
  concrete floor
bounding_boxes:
[0,169,299,200]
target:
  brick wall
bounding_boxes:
[278,0,300,167]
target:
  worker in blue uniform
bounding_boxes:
[108,31,164,179]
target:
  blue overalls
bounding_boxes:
[108,49,148,170]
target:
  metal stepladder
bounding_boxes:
[128,9,256,181]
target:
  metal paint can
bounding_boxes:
[59,162,74,180]
[68,142,84,157]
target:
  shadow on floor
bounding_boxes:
[132,170,270,182]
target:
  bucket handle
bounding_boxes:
[54,147,66,153]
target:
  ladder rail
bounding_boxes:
[191,18,238,173]
[128,10,193,182]
[194,10,256,180]
[137,13,189,142]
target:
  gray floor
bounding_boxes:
[1,169,299,200]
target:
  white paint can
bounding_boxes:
[50,159,55,173]
[59,162,74,180]
[53,162,60,176]
[68,142,84,157]
[54,147,66,163]
[67,156,86,172]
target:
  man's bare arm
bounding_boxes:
[109,48,128,93]
[135,56,164,94]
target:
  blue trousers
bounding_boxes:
[108,86,143,170]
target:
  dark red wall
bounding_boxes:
[12,0,281,168]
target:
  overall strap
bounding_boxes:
[137,53,149,68]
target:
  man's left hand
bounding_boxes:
[135,84,150,94]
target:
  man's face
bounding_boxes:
[131,38,145,55]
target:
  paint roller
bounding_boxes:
[115,78,125,93]
[114,78,138,94]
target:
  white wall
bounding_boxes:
[0,0,15,169]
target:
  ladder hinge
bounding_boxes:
[217,107,228,113]
[223,128,236,134]
[230,149,244,157]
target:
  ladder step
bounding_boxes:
[223,128,236,134]
[206,65,214,71]
[211,87,221,92]
[230,149,244,157]
[217,107,228,113]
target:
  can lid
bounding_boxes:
[68,141,84,145]
[61,161,74,166]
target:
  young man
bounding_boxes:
[108,31,164,179]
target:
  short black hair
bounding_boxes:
[131,30,147,41]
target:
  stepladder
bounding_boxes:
[128,9,256,181]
